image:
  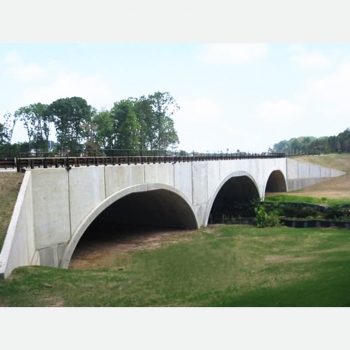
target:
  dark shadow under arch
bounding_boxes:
[209,175,260,223]
[90,189,198,229]
[265,170,287,194]
[67,188,198,268]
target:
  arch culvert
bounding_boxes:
[70,189,198,268]
[209,176,260,223]
[265,170,287,194]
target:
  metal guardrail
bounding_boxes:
[0,158,16,170]
[11,152,286,173]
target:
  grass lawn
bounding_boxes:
[1,224,349,307]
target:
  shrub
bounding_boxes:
[254,204,280,228]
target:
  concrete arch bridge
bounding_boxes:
[0,156,345,278]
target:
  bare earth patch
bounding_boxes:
[265,255,312,263]
[40,296,64,307]
[70,227,197,270]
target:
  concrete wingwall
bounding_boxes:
[0,156,344,278]
[286,158,345,191]
[0,172,39,279]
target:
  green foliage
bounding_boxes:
[271,128,350,154]
[14,103,50,152]
[48,97,92,155]
[0,113,15,146]
[324,204,350,221]
[89,109,114,149]
[134,91,179,151]
[266,194,350,206]
[254,203,280,228]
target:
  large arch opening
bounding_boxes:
[209,175,260,224]
[265,170,287,195]
[67,188,198,269]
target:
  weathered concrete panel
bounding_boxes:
[287,158,345,191]
[320,167,331,178]
[207,161,221,198]
[287,178,326,192]
[31,168,71,250]
[298,162,310,178]
[38,245,58,267]
[105,165,144,197]
[69,166,106,235]
[174,162,192,201]
[310,164,321,178]
[219,159,235,179]
[144,163,174,186]
[286,158,299,179]
[331,168,345,177]
[192,162,208,205]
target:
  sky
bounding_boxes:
[1,43,350,153]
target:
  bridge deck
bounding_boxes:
[10,153,286,172]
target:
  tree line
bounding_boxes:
[270,128,350,155]
[0,92,180,157]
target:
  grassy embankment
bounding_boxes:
[0,172,23,250]
[0,154,349,307]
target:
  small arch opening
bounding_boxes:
[69,189,197,269]
[209,175,260,223]
[265,170,287,195]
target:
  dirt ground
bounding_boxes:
[70,226,199,270]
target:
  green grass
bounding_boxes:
[1,225,349,307]
[0,172,23,250]
[265,194,350,206]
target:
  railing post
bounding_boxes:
[16,154,21,173]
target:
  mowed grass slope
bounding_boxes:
[1,225,350,307]
[0,172,23,250]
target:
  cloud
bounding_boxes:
[290,51,330,69]
[301,62,350,114]
[22,72,115,108]
[257,99,304,123]
[177,98,223,122]
[4,52,48,81]
[198,44,268,64]
[172,98,226,151]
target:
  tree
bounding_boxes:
[14,104,50,152]
[0,112,15,146]
[338,128,350,152]
[48,97,92,155]
[89,109,114,149]
[110,99,141,152]
[134,92,179,152]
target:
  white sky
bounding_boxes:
[1,2,350,153]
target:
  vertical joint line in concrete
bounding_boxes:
[103,166,107,199]
[143,164,146,184]
[67,170,72,238]
[206,161,209,202]
[191,161,194,205]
